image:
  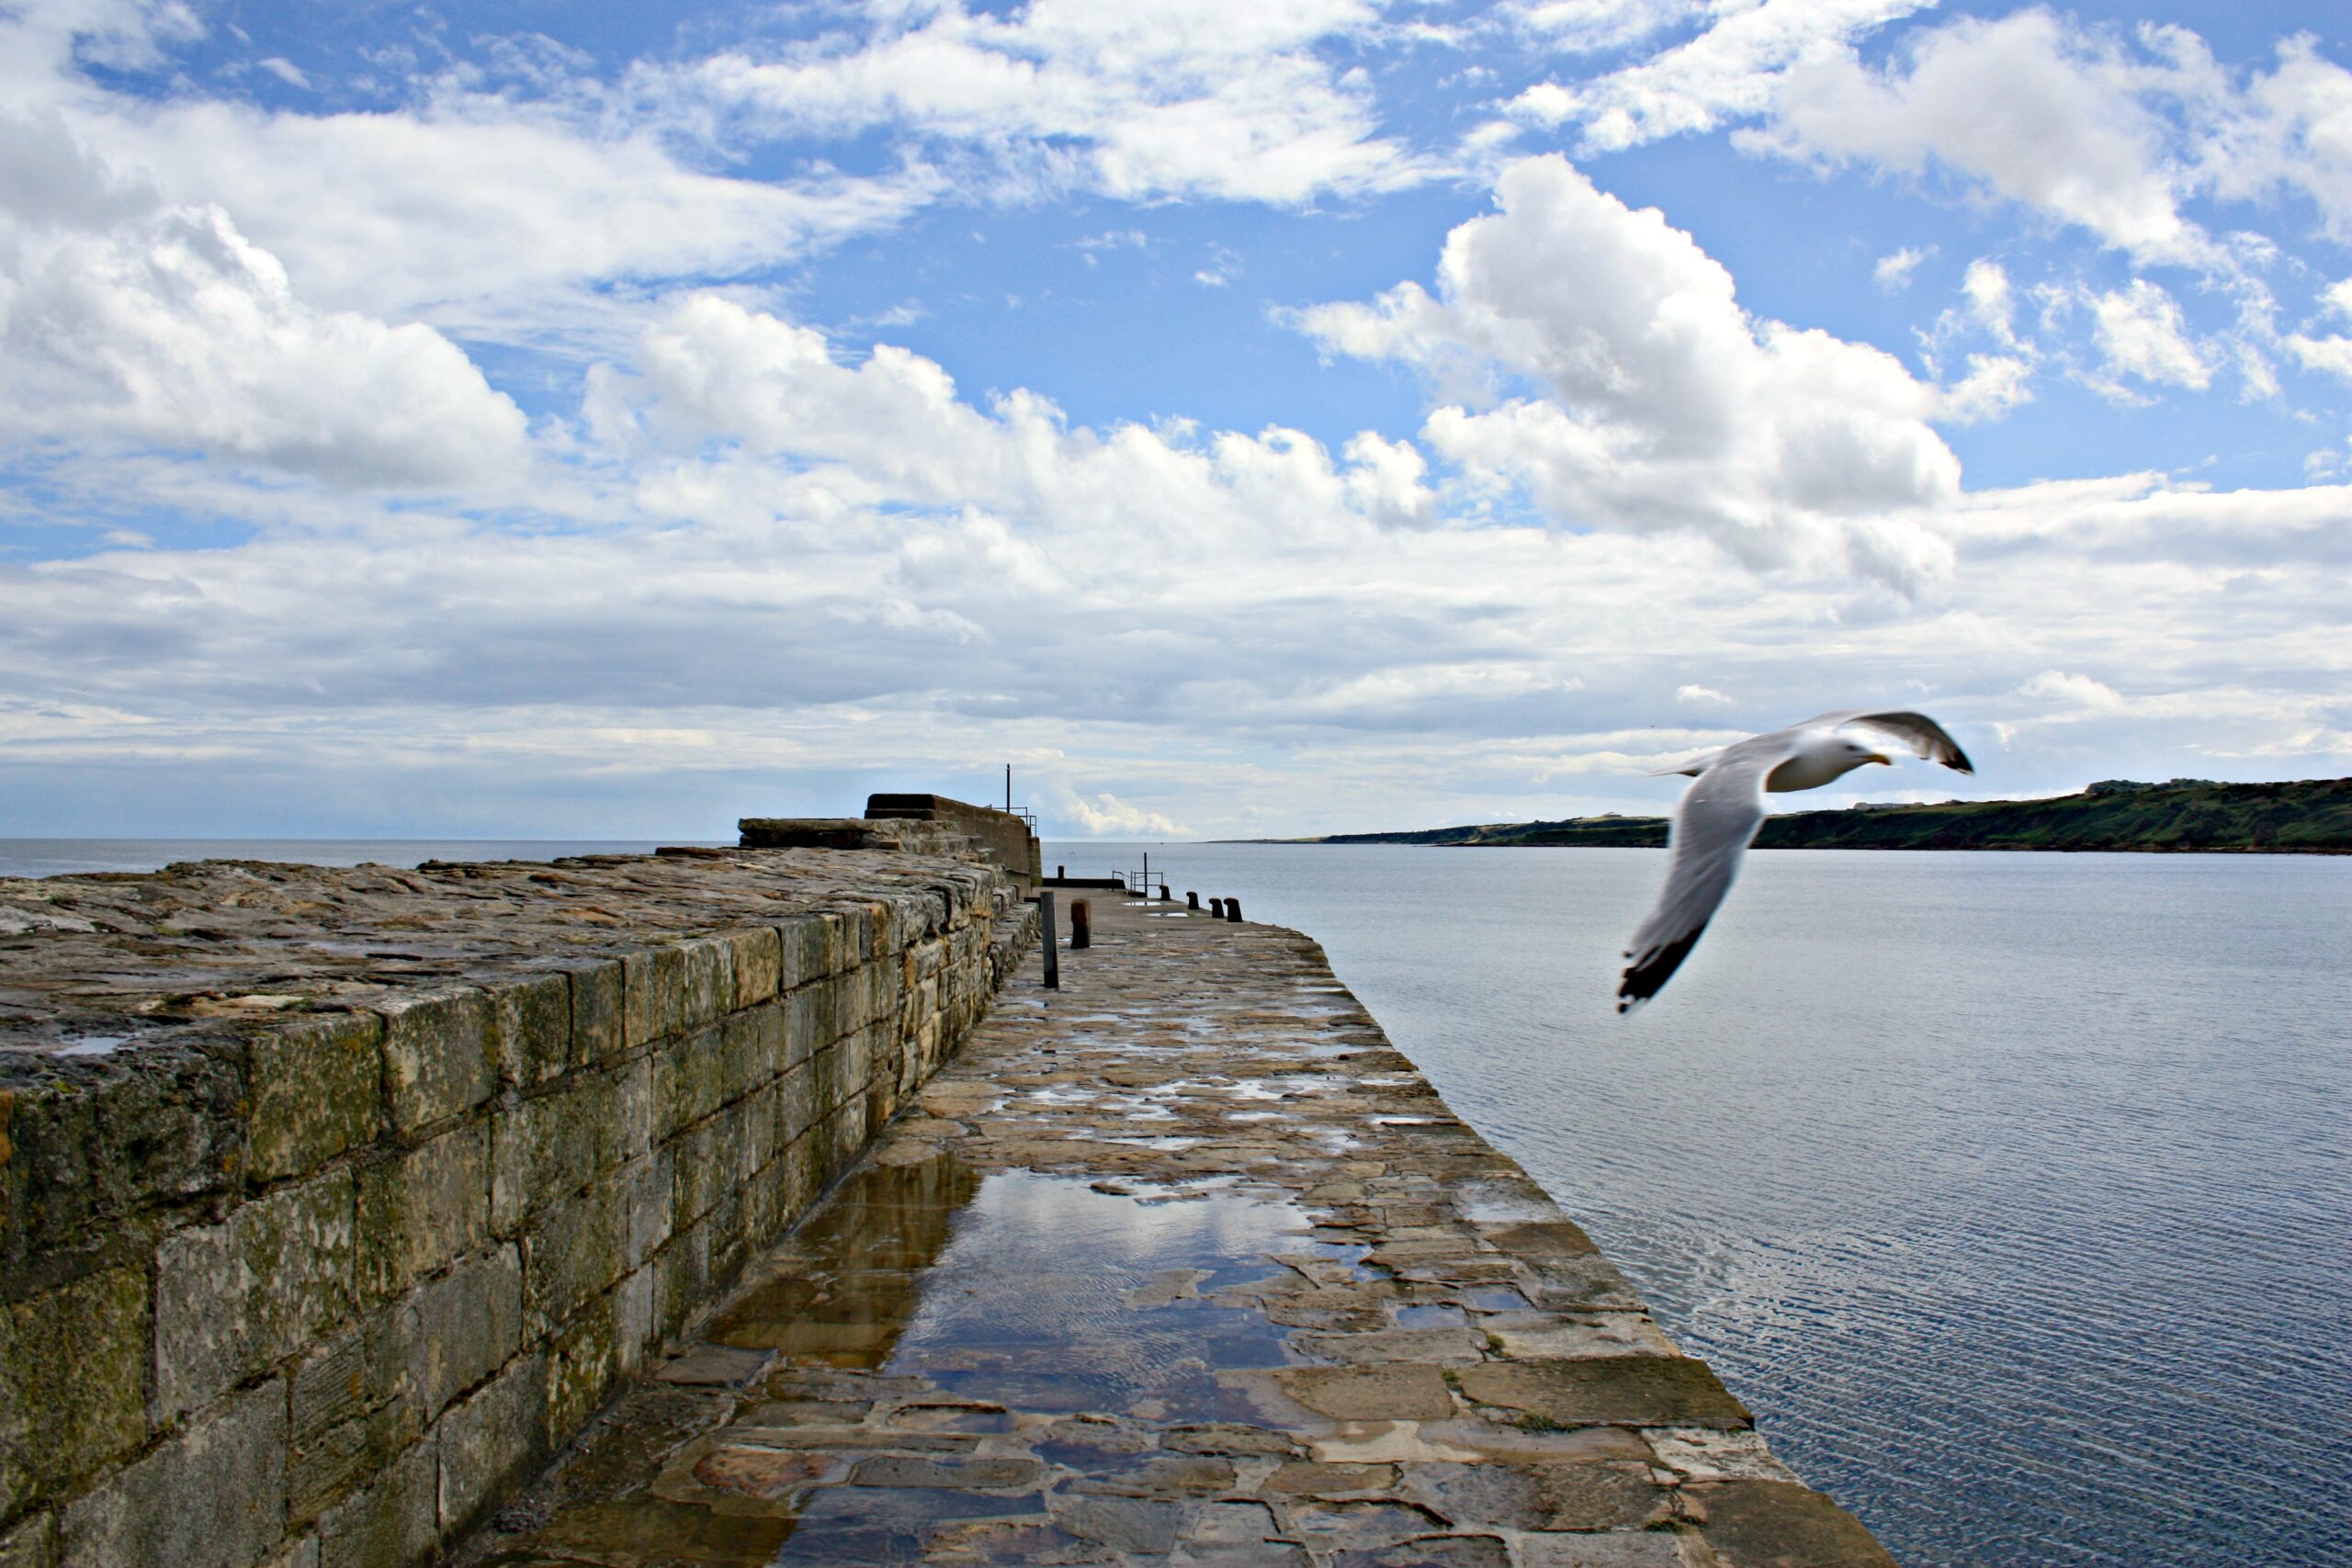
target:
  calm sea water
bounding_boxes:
[1051,840,2351,1568]
[10,838,2345,1563]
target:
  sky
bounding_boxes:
[1,0,2346,840]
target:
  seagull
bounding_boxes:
[1618,708,1973,1012]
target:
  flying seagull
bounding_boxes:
[1619,708,1973,1012]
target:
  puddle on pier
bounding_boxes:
[707,1153,1327,1425]
[478,1150,1373,1565]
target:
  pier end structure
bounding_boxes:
[0,840,1034,1568]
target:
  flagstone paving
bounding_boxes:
[458,897,1893,1568]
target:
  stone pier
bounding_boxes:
[458,894,1895,1567]
[0,845,1033,1568]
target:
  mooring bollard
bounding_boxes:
[1225,897,1243,923]
[1159,884,1171,902]
[1057,863,1066,879]
[1070,898,1091,950]
[1209,898,1225,918]
[1039,892,1059,989]
[1186,891,1200,910]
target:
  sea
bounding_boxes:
[6,837,2346,1567]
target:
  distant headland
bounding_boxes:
[1261,776,2352,853]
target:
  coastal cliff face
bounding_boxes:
[0,848,1033,1567]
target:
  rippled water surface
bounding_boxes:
[1052,840,2352,1568]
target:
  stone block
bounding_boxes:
[1685,1480,1897,1567]
[621,939,733,1051]
[653,1025,725,1142]
[437,1351,550,1534]
[247,1012,382,1184]
[615,1266,654,1375]
[775,914,832,990]
[60,1380,287,1568]
[155,1168,356,1418]
[726,926,781,1010]
[787,978,842,1061]
[415,1244,523,1419]
[372,987,493,1134]
[521,1177,626,1333]
[719,1003,784,1104]
[776,1059,820,1146]
[545,1290,618,1442]
[317,1434,435,1568]
[563,957,624,1065]
[618,1151,674,1269]
[615,1056,655,1161]
[95,1046,246,1214]
[491,1074,618,1235]
[486,970,571,1091]
[668,1118,721,1233]
[287,1297,422,1525]
[0,1265,150,1519]
[1455,1358,1750,1430]
[259,1535,321,1568]
[356,1122,489,1305]
[1273,1365,1456,1421]
[650,1224,707,1347]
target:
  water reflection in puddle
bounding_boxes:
[708,1155,1344,1427]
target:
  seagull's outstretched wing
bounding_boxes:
[1618,739,1788,1012]
[1796,708,1974,773]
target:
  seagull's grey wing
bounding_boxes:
[1793,707,1974,773]
[1618,740,1786,1012]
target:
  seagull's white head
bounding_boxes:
[1766,729,1894,793]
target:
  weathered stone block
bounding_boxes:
[287,1296,421,1525]
[155,1168,356,1418]
[615,1055,655,1161]
[617,1150,673,1269]
[317,1434,435,1568]
[1455,1357,1750,1429]
[719,1002,784,1104]
[415,1244,522,1419]
[776,1060,820,1146]
[668,1117,722,1233]
[562,957,624,1065]
[544,1290,618,1442]
[0,1265,149,1519]
[60,1379,287,1568]
[726,926,781,1010]
[787,977,842,1058]
[372,987,493,1134]
[356,1123,489,1304]
[520,1177,625,1333]
[1685,1480,1898,1567]
[653,1025,726,1143]
[247,1012,381,1184]
[650,1223,708,1347]
[486,970,571,1091]
[621,939,734,1051]
[436,1350,549,1534]
[775,914,832,990]
[615,1266,655,1376]
[491,1074,617,1235]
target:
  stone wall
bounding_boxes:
[0,848,1035,1567]
[863,794,1042,886]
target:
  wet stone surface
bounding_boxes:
[458,898,1892,1568]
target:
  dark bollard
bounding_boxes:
[1070,899,1091,950]
[1057,863,1066,879]
[1186,891,1200,910]
[1158,884,1171,902]
[1039,892,1059,989]
[1225,897,1243,923]
[1209,898,1225,918]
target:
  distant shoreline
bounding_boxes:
[1234,776,2352,855]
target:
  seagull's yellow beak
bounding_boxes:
[1867,751,1894,766]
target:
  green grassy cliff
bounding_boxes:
[1310,776,2352,853]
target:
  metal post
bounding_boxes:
[1005,764,1012,813]
[1225,897,1243,923]
[1209,898,1224,918]
[1039,892,1059,989]
[1159,885,1170,902]
[1057,864,1065,879]
[1187,892,1200,910]
[1070,899,1091,950]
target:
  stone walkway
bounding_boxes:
[458,897,1894,1568]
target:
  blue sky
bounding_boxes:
[1,0,2346,838]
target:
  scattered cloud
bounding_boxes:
[2086,278,2211,400]
[1873,244,1930,291]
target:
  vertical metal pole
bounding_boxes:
[1005,764,1012,813]
[1039,892,1059,989]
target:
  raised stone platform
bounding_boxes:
[0,848,1033,1568]
[458,895,1894,1567]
